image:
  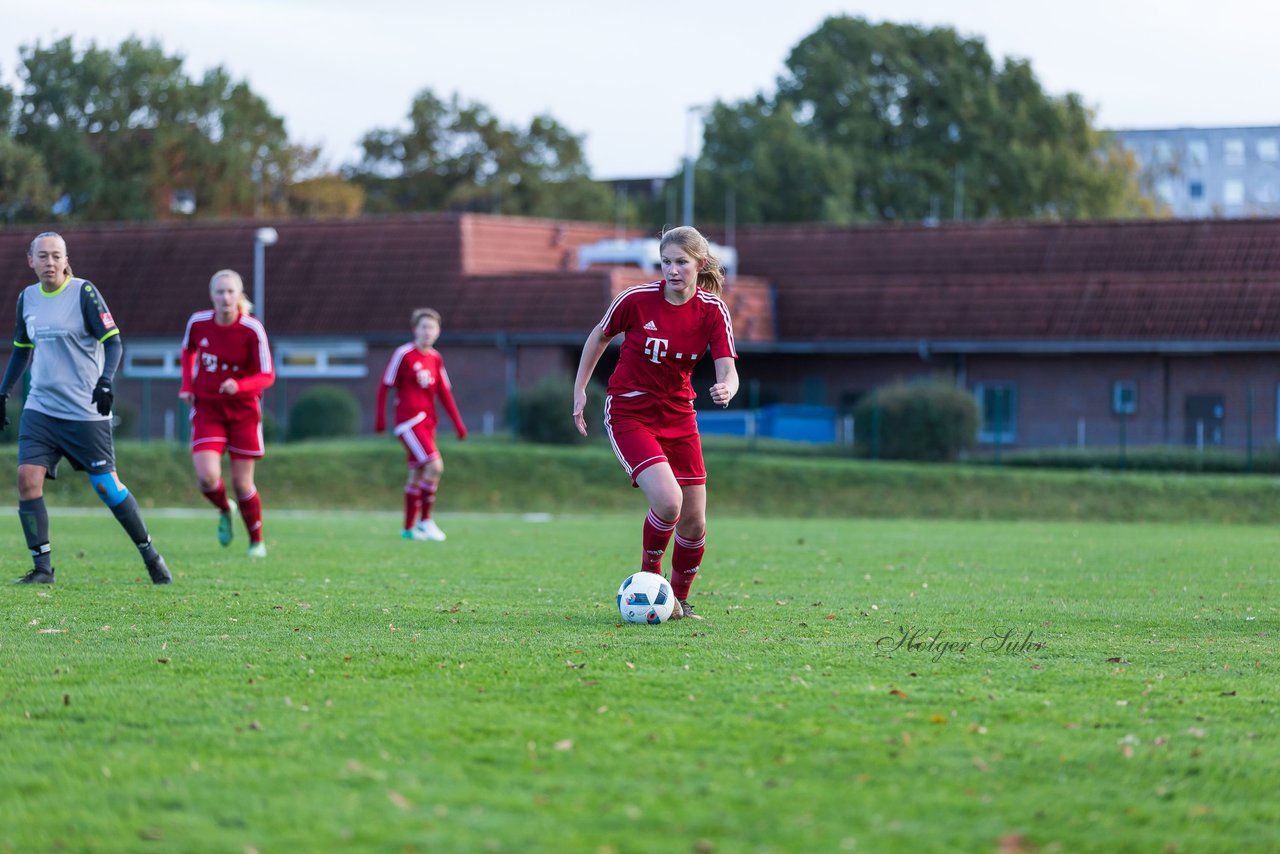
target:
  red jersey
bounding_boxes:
[180,310,275,400]
[375,343,466,437]
[600,282,737,402]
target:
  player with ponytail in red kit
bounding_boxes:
[572,226,739,620]
[376,308,467,541]
[180,270,275,558]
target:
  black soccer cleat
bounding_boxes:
[145,554,172,585]
[674,598,702,620]
[16,567,55,585]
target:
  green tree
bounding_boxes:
[697,16,1152,225]
[10,36,293,220]
[0,135,60,224]
[348,88,611,219]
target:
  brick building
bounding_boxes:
[2,214,1278,450]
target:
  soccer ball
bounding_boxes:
[616,571,676,624]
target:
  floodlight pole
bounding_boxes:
[682,105,704,226]
[253,227,278,322]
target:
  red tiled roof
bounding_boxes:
[4,215,1278,345]
[726,219,1280,340]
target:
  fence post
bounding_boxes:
[1246,386,1254,472]
[1118,410,1127,469]
[1077,416,1085,450]
[140,377,151,441]
[870,402,881,460]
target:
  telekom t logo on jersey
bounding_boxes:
[644,337,669,364]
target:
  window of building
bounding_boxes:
[974,382,1017,444]
[1224,138,1246,166]
[1112,381,1137,415]
[124,338,369,379]
[1188,180,1204,199]
[122,343,183,378]
[1223,178,1246,206]
[1154,140,1174,164]
[1258,138,1280,162]
[1155,178,1176,204]
[1187,139,1209,166]
[274,339,369,378]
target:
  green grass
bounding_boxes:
[8,437,1280,524]
[1,511,1276,852]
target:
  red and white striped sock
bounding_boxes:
[237,489,264,544]
[641,510,678,574]
[671,531,706,599]
[421,482,438,520]
[403,485,422,530]
[201,479,231,513]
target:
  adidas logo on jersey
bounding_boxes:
[644,321,657,331]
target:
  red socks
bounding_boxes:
[403,485,422,530]
[671,531,705,599]
[641,510,677,574]
[421,482,438,520]
[201,479,230,513]
[237,489,264,544]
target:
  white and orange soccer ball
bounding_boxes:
[616,571,676,624]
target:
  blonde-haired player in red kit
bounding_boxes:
[179,270,275,558]
[376,308,467,541]
[572,226,739,620]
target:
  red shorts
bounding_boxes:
[394,413,440,467]
[190,396,264,459]
[603,393,706,487]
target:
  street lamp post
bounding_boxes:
[253,227,278,322]
[682,105,705,226]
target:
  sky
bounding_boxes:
[3,0,1279,180]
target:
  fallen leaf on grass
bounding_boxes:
[997,833,1035,854]
[973,757,990,772]
[1219,690,1236,697]
[1106,657,1129,664]
[387,790,412,810]
[554,739,573,751]
[1185,727,1207,738]
[889,688,908,699]
[37,628,67,634]
[929,714,947,724]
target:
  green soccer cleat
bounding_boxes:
[218,502,238,547]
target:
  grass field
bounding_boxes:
[1,509,1276,853]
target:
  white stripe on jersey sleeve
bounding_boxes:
[238,314,273,373]
[598,282,662,331]
[383,343,415,385]
[182,310,215,350]
[697,290,737,358]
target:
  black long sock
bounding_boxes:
[110,494,158,562]
[18,497,52,572]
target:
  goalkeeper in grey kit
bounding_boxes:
[0,231,171,584]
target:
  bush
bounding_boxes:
[287,385,360,442]
[854,380,978,462]
[111,399,138,439]
[262,406,280,444]
[516,376,605,444]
